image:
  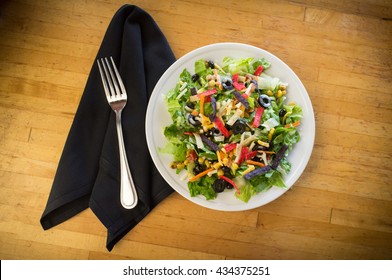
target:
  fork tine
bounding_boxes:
[97,59,111,102]
[104,57,121,97]
[109,57,127,98]
[100,58,116,98]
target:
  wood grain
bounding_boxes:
[0,0,391,260]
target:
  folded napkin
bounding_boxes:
[40,5,176,251]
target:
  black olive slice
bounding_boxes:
[221,77,234,90]
[193,163,204,175]
[191,73,199,82]
[188,114,201,126]
[207,60,215,68]
[221,166,233,179]
[258,94,271,108]
[213,179,228,193]
[279,108,287,118]
[232,120,246,134]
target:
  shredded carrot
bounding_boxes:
[246,160,266,167]
[218,83,223,91]
[199,94,205,116]
[189,167,214,182]
[284,120,301,128]
[191,110,199,116]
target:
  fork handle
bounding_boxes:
[115,110,138,209]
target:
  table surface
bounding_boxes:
[1,0,391,260]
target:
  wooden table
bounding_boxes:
[1,0,391,260]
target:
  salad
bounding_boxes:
[160,57,302,202]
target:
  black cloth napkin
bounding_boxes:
[40,5,176,251]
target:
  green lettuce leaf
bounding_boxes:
[179,68,193,84]
[222,57,254,74]
[251,58,271,70]
[221,57,271,75]
[247,169,287,195]
[235,184,256,203]
[158,138,187,162]
[258,73,280,91]
[166,99,181,117]
[272,127,300,150]
[284,103,303,124]
[267,170,287,188]
[194,59,207,77]
[248,173,273,193]
[188,175,217,200]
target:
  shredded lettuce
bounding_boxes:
[235,169,287,203]
[222,57,271,75]
[159,138,187,162]
[272,127,300,150]
[251,58,271,70]
[179,68,194,84]
[284,103,303,124]
[188,176,216,200]
[258,73,280,91]
[164,123,183,138]
[235,184,256,202]
[166,99,181,116]
[222,57,254,74]
[262,117,280,131]
[194,59,207,77]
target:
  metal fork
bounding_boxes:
[97,57,138,209]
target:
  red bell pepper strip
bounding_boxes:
[183,132,194,136]
[214,117,230,138]
[187,149,198,161]
[245,150,258,160]
[233,81,246,91]
[237,146,249,164]
[252,107,264,128]
[242,89,250,99]
[197,88,217,98]
[232,73,239,83]
[254,65,264,76]
[223,143,237,153]
[219,175,240,194]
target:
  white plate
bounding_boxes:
[146,43,315,211]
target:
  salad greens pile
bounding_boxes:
[160,57,302,202]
